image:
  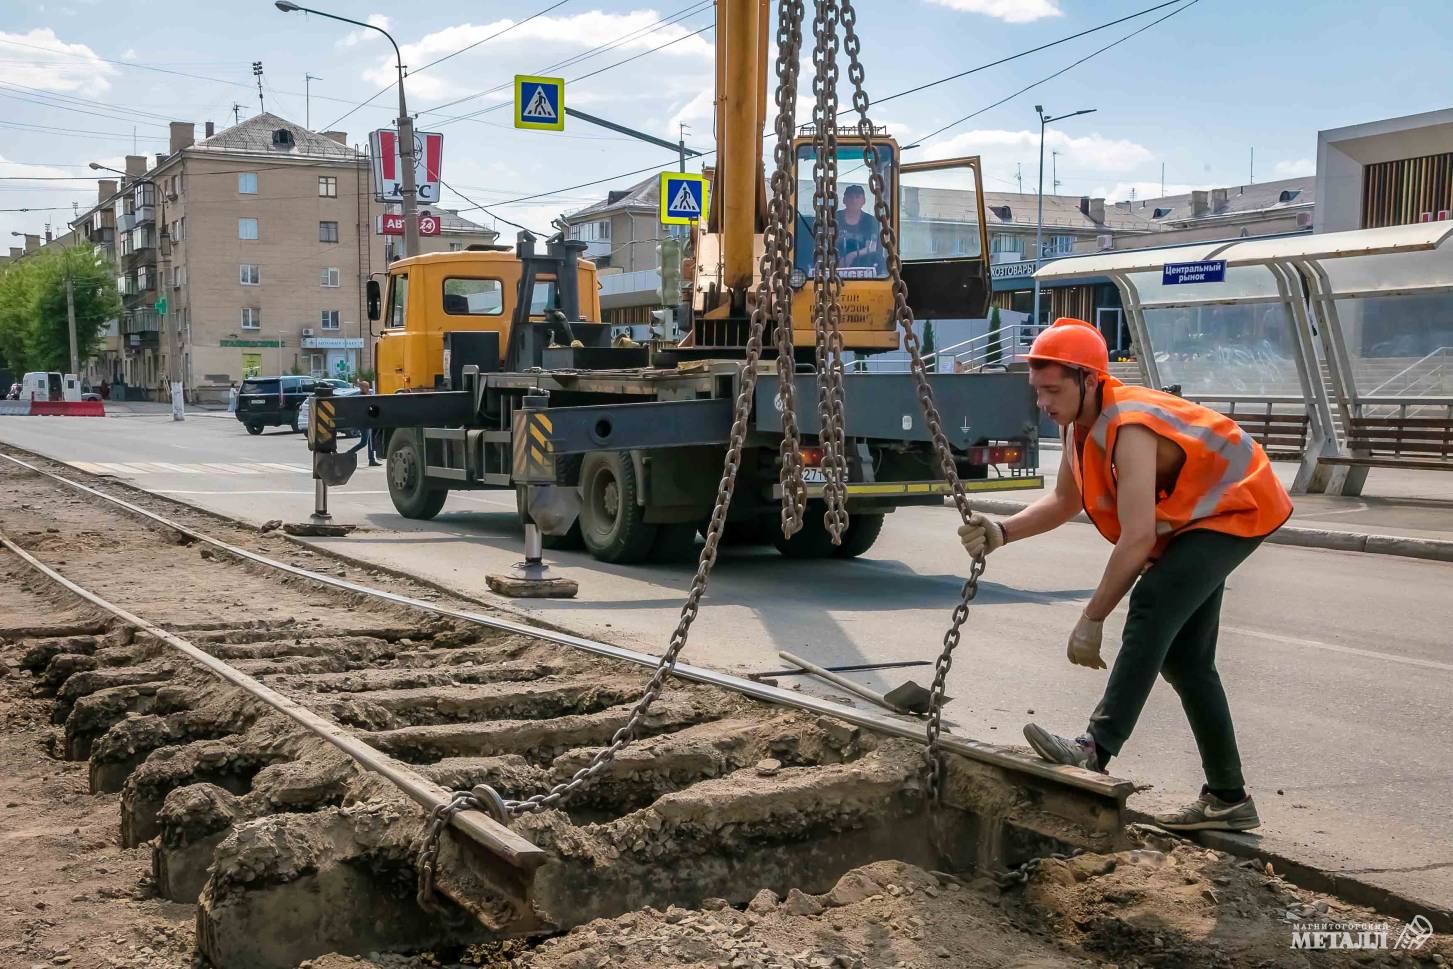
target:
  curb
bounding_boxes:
[967,497,1453,564]
[1126,809,1453,933]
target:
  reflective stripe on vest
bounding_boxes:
[1070,380,1292,548]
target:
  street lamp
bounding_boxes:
[1033,105,1096,329]
[89,162,125,176]
[276,1,419,259]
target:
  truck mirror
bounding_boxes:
[366,279,381,321]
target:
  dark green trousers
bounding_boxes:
[1087,529,1262,790]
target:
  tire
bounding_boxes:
[245,423,263,436]
[771,501,839,559]
[386,429,447,520]
[833,514,885,559]
[579,451,657,563]
[515,487,584,551]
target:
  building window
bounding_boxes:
[171,266,187,289]
[990,233,1023,255]
[137,267,152,291]
[318,176,337,198]
[320,266,340,288]
[240,263,260,285]
[239,218,258,240]
[1045,235,1074,256]
[320,309,340,330]
[238,172,258,194]
[319,221,339,243]
[134,182,155,207]
[448,242,462,251]
[241,307,261,330]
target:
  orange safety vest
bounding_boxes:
[1066,377,1292,551]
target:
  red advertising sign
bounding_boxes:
[376,212,443,236]
[369,129,444,204]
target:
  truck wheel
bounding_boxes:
[245,423,263,436]
[387,429,447,520]
[771,502,839,559]
[579,451,657,563]
[833,514,885,558]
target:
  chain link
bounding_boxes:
[416,784,510,913]
[760,0,809,540]
[809,0,850,544]
[837,0,986,802]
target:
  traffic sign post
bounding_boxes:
[659,172,707,226]
[514,76,565,131]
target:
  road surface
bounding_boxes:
[3,408,1452,917]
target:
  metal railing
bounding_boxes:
[855,321,1044,374]
[1361,347,1451,417]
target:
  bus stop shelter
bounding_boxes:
[1035,222,1453,495]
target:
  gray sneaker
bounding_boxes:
[1155,792,1261,832]
[1023,723,1102,772]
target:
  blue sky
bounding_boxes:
[3,0,1453,241]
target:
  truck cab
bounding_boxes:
[372,248,602,395]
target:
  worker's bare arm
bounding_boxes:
[1083,425,1159,621]
[1001,442,1081,542]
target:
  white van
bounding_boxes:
[21,372,81,402]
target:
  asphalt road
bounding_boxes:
[3,409,1452,917]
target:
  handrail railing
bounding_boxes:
[1364,346,1451,397]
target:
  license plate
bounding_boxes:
[802,467,827,483]
[248,399,264,407]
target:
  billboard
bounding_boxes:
[369,129,443,204]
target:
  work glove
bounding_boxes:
[957,512,1006,558]
[1067,614,1107,670]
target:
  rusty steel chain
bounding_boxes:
[414,0,813,905]
[837,0,986,802]
[809,0,850,544]
[758,0,809,540]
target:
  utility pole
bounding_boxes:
[65,275,79,377]
[678,122,690,173]
[275,4,419,260]
[253,62,266,114]
[305,73,322,129]
[1034,105,1096,329]
[1051,150,1062,193]
[1249,146,1255,185]
[232,102,243,125]
[1015,162,1022,194]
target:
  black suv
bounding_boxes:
[236,375,317,434]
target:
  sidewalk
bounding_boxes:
[99,400,234,418]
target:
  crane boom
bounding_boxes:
[711,0,770,314]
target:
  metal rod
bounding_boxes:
[0,527,545,872]
[0,451,1135,803]
[777,650,910,714]
[564,106,703,158]
[312,477,330,521]
[755,659,931,678]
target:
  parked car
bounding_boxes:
[297,382,362,443]
[235,375,321,434]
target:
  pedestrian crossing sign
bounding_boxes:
[514,75,564,131]
[660,172,708,225]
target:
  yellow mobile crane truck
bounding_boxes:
[312,0,1042,564]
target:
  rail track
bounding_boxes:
[0,445,1131,968]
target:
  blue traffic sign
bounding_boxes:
[660,172,707,225]
[1162,260,1226,285]
[514,75,564,131]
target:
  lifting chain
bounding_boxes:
[413,0,813,906]
[809,0,850,544]
[836,0,987,802]
[758,0,809,540]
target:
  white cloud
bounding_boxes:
[120,48,137,60]
[0,156,74,181]
[366,11,714,100]
[923,128,1154,184]
[0,28,118,94]
[926,0,1063,23]
[336,14,392,49]
[1272,158,1315,178]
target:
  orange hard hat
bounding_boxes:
[1025,317,1109,374]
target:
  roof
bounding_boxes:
[1035,221,1453,279]
[425,207,497,238]
[565,174,659,220]
[975,190,1156,232]
[189,112,358,161]
[1118,176,1315,225]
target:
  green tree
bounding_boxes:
[0,244,119,374]
[922,319,937,372]
[986,305,1004,366]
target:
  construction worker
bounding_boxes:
[959,318,1291,832]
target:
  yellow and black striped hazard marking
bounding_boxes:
[312,399,336,449]
[512,411,556,482]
